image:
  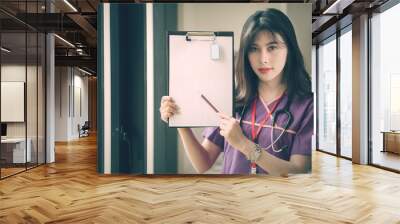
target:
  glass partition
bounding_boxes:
[317,35,337,155]
[371,3,400,171]
[339,27,352,159]
[38,32,45,165]
[1,31,28,178]
[27,31,38,169]
[0,1,46,179]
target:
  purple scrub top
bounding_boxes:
[202,93,313,174]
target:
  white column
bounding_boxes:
[312,45,317,151]
[146,4,154,174]
[45,0,55,163]
[103,3,111,174]
[46,33,55,163]
[352,14,369,164]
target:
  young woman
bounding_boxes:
[160,8,313,175]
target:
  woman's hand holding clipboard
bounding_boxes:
[160,96,180,123]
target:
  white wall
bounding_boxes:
[176,3,312,173]
[1,65,40,138]
[178,3,311,73]
[1,65,27,140]
[286,4,312,75]
[178,3,286,53]
[1,64,46,164]
[73,72,89,138]
[73,71,89,138]
[1,65,26,81]
[55,67,68,141]
[55,67,89,141]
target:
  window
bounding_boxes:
[0,1,47,179]
[371,2,400,171]
[317,35,337,154]
[339,27,352,158]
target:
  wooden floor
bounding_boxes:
[0,167,26,178]
[1,162,45,178]
[1,135,400,223]
[372,151,400,171]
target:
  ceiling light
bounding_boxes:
[63,0,78,12]
[78,67,93,76]
[323,0,343,14]
[1,47,11,53]
[322,0,356,15]
[54,34,75,48]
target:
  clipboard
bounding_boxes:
[167,31,234,127]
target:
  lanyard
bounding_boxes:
[250,93,284,174]
[251,94,284,142]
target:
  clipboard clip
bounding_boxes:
[185,32,216,42]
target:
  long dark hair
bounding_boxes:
[235,8,311,109]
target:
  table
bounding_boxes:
[381,131,400,154]
[1,138,31,163]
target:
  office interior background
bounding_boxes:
[0,0,400,222]
[0,0,97,179]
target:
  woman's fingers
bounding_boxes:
[160,105,178,115]
[161,111,174,122]
[161,99,179,111]
[169,104,180,113]
[219,119,228,127]
[161,96,173,103]
[218,112,237,123]
[161,107,177,118]
[160,97,179,112]
[217,112,229,119]
[219,120,230,136]
[166,112,173,118]
[161,96,176,106]
[160,96,180,123]
[219,115,236,128]
[161,97,172,107]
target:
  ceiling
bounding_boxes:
[0,0,99,74]
[310,0,390,43]
[0,0,392,75]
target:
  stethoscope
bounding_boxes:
[238,94,293,153]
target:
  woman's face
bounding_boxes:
[247,31,288,84]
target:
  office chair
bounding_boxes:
[79,121,90,138]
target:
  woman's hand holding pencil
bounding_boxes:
[217,112,248,155]
[201,94,248,154]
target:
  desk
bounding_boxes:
[1,138,31,163]
[381,131,400,154]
